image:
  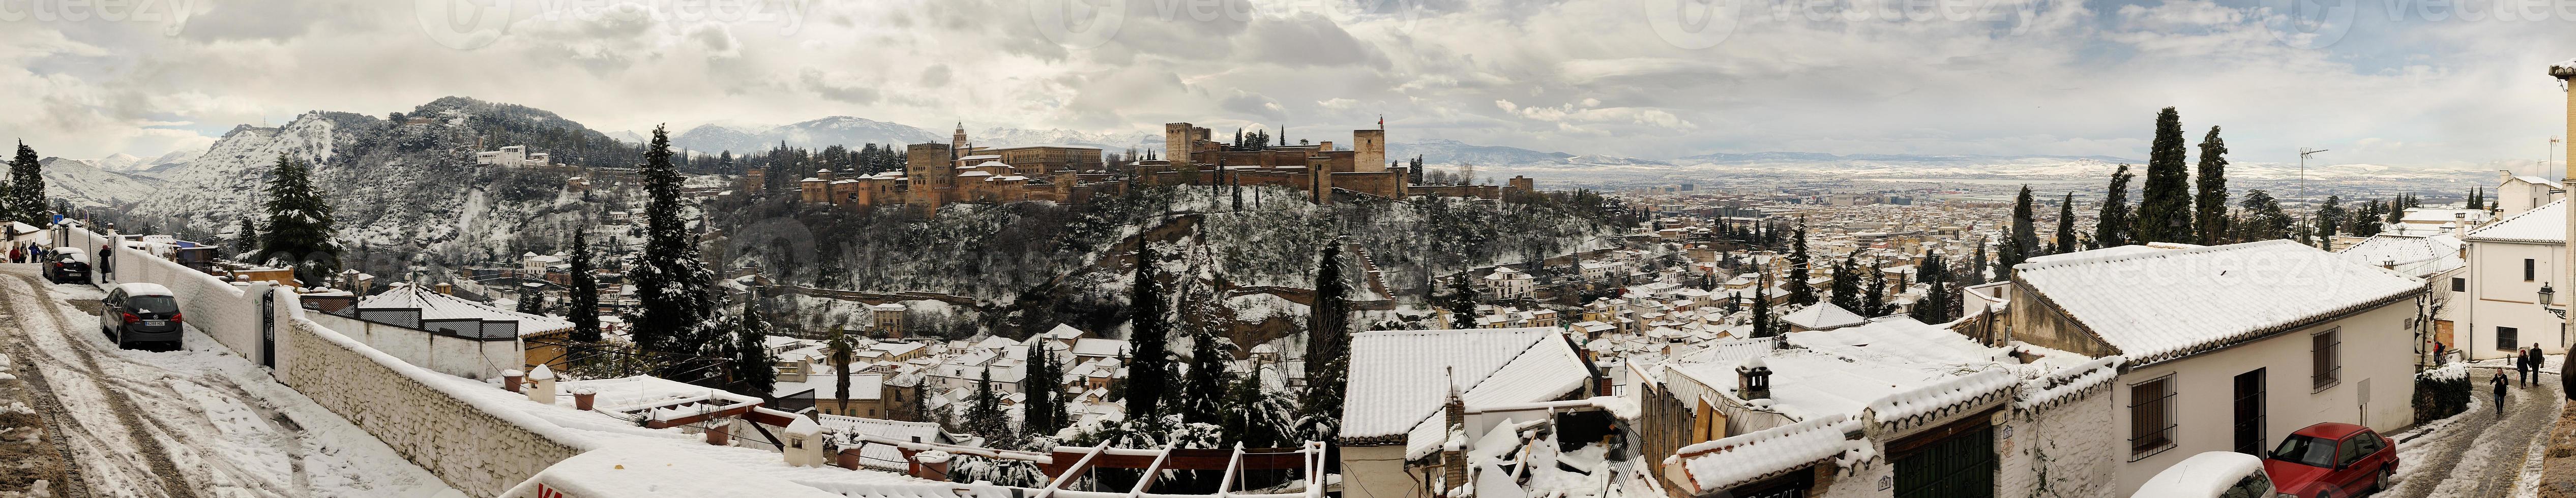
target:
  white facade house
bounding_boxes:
[2008,241,2425,496]
[2496,171,2564,218]
[1484,266,1534,301]
[2461,198,2571,360]
[1336,327,1595,498]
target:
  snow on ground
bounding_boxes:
[2384,360,2563,498]
[0,266,461,497]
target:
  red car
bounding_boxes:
[2265,422,2399,498]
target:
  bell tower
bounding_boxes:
[952,122,969,154]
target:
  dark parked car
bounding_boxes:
[2266,422,2398,498]
[99,283,182,351]
[45,247,87,284]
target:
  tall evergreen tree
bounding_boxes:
[967,366,1010,439]
[1861,260,1887,317]
[1128,240,1174,422]
[255,153,341,285]
[1967,242,1991,286]
[8,141,42,224]
[1025,342,1067,435]
[727,290,778,398]
[1828,255,1861,312]
[1909,252,1953,323]
[2136,108,2196,243]
[2469,186,2485,210]
[2055,193,2079,254]
[233,217,258,257]
[625,125,719,355]
[1786,221,1817,305]
[1181,325,1233,427]
[2096,164,2138,247]
[1298,239,1352,442]
[2315,195,2344,250]
[1750,270,1776,338]
[826,331,856,417]
[2001,185,2039,278]
[2194,126,2230,245]
[568,228,602,343]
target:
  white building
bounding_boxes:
[1337,327,1596,498]
[2462,199,2570,360]
[2496,171,2565,218]
[476,145,554,168]
[1484,266,1534,301]
[2008,240,2424,495]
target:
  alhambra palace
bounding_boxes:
[765,121,1535,208]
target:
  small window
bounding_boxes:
[2528,259,2538,282]
[2453,277,2467,292]
[2313,329,2341,390]
[2129,375,2177,460]
[2501,327,2522,352]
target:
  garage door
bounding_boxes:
[1893,423,1995,498]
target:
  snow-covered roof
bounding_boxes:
[2467,198,2565,244]
[1789,316,1999,366]
[1666,415,1864,494]
[2014,240,2425,365]
[1070,337,1130,357]
[2512,175,2567,189]
[1778,303,1867,330]
[815,415,962,471]
[1340,328,1593,447]
[359,284,577,335]
[505,442,851,498]
[2336,232,2465,278]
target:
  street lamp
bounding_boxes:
[2544,283,2567,319]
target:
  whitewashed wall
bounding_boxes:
[1995,387,2118,498]
[308,312,521,380]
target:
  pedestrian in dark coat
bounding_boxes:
[2531,344,2548,385]
[2517,348,2531,386]
[2497,369,2512,416]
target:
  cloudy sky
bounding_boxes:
[3,0,2572,169]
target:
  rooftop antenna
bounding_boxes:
[2298,147,2329,203]
[2550,136,2564,179]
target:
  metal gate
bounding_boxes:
[1893,423,1995,498]
[2235,368,2267,455]
[259,290,275,368]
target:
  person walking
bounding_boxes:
[2517,347,2532,386]
[2496,368,2512,416]
[2435,341,2447,365]
[2532,344,2550,385]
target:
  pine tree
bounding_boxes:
[2316,195,2344,250]
[568,228,602,343]
[968,366,1008,438]
[625,125,719,355]
[1181,326,1232,427]
[2238,189,2290,241]
[1967,242,1991,286]
[2194,126,2230,245]
[2055,193,2079,254]
[233,217,258,258]
[728,291,778,398]
[1828,255,1861,312]
[256,153,341,285]
[1786,221,1817,305]
[1861,260,1887,317]
[517,284,544,314]
[8,141,42,224]
[1297,239,1352,442]
[2135,108,2196,243]
[2469,186,2485,210]
[1127,240,1173,422]
[2096,164,2138,247]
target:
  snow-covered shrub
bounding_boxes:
[2415,362,2470,422]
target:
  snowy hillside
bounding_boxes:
[38,157,161,208]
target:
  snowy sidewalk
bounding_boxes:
[0,265,459,498]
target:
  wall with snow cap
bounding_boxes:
[1995,364,2120,498]
[279,295,590,497]
[309,312,521,380]
[66,227,273,363]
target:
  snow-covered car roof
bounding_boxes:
[115,282,175,297]
[2131,452,2266,497]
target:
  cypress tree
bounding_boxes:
[2055,193,2079,254]
[2316,195,2343,250]
[1025,342,1067,435]
[827,331,855,416]
[2136,108,2196,243]
[233,217,258,258]
[1298,239,1352,441]
[2469,187,2485,210]
[1181,325,1232,427]
[2096,164,2138,247]
[1861,260,1887,317]
[1751,270,1776,337]
[1967,242,1990,286]
[968,366,1008,438]
[1909,252,1953,323]
[1128,240,1173,422]
[625,125,719,355]
[1829,255,1861,313]
[256,153,341,285]
[2194,126,2230,245]
[568,228,602,343]
[728,290,778,398]
[1786,221,1817,305]
[2002,185,2039,277]
[8,141,42,224]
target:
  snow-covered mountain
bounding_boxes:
[1386,138,1573,165]
[968,127,1161,151]
[38,157,161,209]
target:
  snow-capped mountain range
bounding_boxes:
[646,117,1165,154]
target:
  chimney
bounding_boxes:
[1440,382,1467,496]
[525,364,557,405]
[1737,356,1773,400]
[434,282,453,295]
